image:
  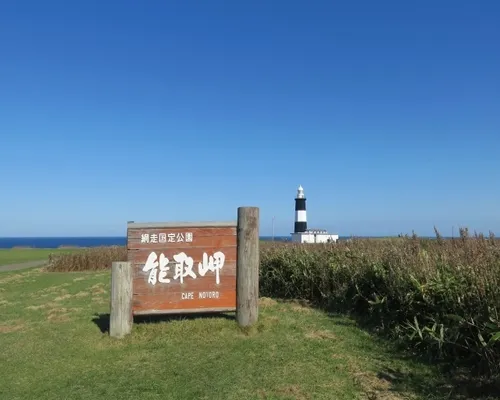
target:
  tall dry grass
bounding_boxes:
[260,228,500,376]
[47,246,127,271]
[46,229,500,375]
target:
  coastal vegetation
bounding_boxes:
[259,229,500,380]
[44,229,500,383]
[3,228,499,397]
[46,245,126,272]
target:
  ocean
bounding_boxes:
[0,235,446,249]
[0,236,293,249]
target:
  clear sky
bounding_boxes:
[1,0,499,237]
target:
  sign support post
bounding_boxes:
[110,261,133,338]
[236,207,260,328]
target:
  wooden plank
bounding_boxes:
[132,290,236,314]
[127,234,236,250]
[127,227,236,239]
[129,247,237,263]
[132,267,236,294]
[133,307,235,316]
[127,221,236,229]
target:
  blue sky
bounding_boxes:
[1,0,499,237]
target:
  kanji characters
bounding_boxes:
[142,251,159,284]
[158,253,170,283]
[173,252,196,283]
[198,251,225,284]
[142,250,225,285]
[139,232,194,243]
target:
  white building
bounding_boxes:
[290,185,339,244]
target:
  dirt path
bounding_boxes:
[0,260,47,273]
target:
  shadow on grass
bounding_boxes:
[273,298,500,399]
[92,311,235,334]
[330,312,500,399]
[372,363,500,400]
[351,317,500,399]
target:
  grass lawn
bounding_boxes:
[0,268,450,400]
[0,248,82,266]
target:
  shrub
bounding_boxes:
[260,231,500,376]
[46,231,500,375]
[46,246,127,272]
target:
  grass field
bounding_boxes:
[0,248,82,266]
[0,267,447,400]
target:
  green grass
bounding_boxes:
[0,248,82,266]
[0,268,451,400]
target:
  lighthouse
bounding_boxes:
[294,185,307,233]
[290,185,340,244]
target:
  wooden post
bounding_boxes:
[110,261,133,338]
[236,206,260,328]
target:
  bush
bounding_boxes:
[47,230,500,375]
[46,246,127,272]
[260,230,500,376]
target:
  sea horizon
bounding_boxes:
[0,235,452,249]
[0,236,293,249]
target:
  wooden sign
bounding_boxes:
[127,221,237,315]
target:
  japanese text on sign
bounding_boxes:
[140,232,193,244]
[142,250,225,285]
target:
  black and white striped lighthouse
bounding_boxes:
[294,185,307,233]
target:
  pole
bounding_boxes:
[272,216,275,241]
[236,206,260,328]
[110,261,133,338]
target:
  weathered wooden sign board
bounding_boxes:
[127,221,237,315]
[110,207,259,339]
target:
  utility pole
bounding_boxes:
[272,216,275,241]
